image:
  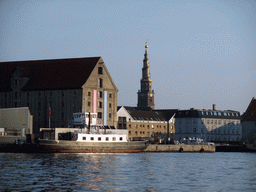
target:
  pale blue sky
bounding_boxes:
[1,0,256,113]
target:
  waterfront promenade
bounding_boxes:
[144,144,215,153]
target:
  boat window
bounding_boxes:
[112,137,116,141]
[90,137,94,141]
[83,137,86,140]
[98,137,101,141]
[106,137,109,141]
[120,137,123,141]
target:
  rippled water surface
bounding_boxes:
[0,152,255,191]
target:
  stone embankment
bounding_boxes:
[144,144,215,153]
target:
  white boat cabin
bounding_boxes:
[70,112,97,128]
[76,133,128,142]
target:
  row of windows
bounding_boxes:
[82,136,123,141]
[87,101,112,109]
[179,119,240,125]
[132,124,167,129]
[97,112,112,119]
[130,131,169,136]
[204,120,239,125]
[87,91,112,98]
[201,111,239,117]
[22,91,79,99]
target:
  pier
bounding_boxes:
[144,144,215,153]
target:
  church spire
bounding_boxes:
[137,42,155,110]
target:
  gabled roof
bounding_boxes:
[154,109,178,120]
[0,57,101,91]
[242,97,256,121]
[127,110,167,121]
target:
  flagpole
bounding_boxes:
[49,104,51,128]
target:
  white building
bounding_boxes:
[175,105,242,143]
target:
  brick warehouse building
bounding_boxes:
[0,57,118,135]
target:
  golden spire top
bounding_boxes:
[145,41,148,49]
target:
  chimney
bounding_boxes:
[213,104,216,111]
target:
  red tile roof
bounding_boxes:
[0,57,100,91]
[242,97,256,121]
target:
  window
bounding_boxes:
[62,92,64,97]
[112,137,116,141]
[99,102,102,108]
[98,67,103,74]
[99,91,103,98]
[90,137,94,141]
[129,131,131,135]
[109,113,111,118]
[135,131,138,135]
[98,137,101,141]
[15,92,18,99]
[88,92,91,96]
[98,112,102,119]
[109,103,112,108]
[109,93,112,98]
[88,102,91,106]
[15,80,17,86]
[106,137,109,141]
[129,124,131,128]
[99,79,103,88]
[83,137,86,140]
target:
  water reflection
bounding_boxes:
[0,153,255,191]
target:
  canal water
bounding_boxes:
[0,152,255,191]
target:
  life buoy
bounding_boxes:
[179,147,183,152]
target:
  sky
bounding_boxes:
[0,0,256,114]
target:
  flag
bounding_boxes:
[49,105,52,118]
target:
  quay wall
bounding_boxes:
[144,144,215,153]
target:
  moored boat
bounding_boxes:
[38,132,148,153]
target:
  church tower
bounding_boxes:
[137,42,155,110]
